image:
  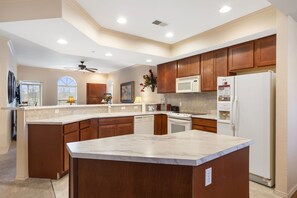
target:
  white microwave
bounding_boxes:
[176,75,201,93]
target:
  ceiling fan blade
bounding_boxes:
[85,68,96,73]
[87,68,98,70]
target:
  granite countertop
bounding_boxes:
[192,114,217,120]
[26,111,169,125]
[67,130,252,166]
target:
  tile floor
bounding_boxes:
[0,141,282,198]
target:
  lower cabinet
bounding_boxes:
[63,130,79,171]
[154,114,168,135]
[192,118,217,133]
[98,117,134,138]
[79,119,98,141]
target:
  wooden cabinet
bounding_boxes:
[98,117,134,138]
[63,130,79,171]
[79,119,98,141]
[154,114,167,135]
[255,35,276,67]
[192,118,217,133]
[201,48,228,91]
[228,41,254,71]
[177,55,200,77]
[86,83,106,104]
[157,61,177,93]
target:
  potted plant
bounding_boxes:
[140,69,157,92]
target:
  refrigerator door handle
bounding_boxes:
[232,96,238,136]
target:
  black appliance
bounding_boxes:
[170,106,179,113]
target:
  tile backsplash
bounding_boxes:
[164,92,217,114]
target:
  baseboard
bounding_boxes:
[274,184,297,198]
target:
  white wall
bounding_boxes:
[0,37,17,154]
[107,65,162,104]
[17,66,108,105]
[275,11,297,196]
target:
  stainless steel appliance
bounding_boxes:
[167,112,192,134]
[176,75,201,93]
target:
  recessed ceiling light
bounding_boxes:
[117,17,127,24]
[219,5,232,13]
[57,38,68,45]
[165,32,174,38]
[105,53,113,57]
[146,59,152,63]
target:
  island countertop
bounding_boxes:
[67,130,252,166]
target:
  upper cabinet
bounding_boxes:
[228,41,254,71]
[157,61,177,93]
[255,35,276,67]
[201,48,228,91]
[177,55,200,77]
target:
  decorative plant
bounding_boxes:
[140,69,157,92]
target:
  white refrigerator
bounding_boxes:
[217,71,275,187]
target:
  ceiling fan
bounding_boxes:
[77,61,98,73]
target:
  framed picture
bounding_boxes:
[120,81,135,103]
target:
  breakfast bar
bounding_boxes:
[67,130,252,198]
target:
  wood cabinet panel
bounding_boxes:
[64,131,79,171]
[228,41,254,71]
[177,55,200,77]
[255,35,276,67]
[192,125,217,133]
[99,125,117,138]
[201,52,215,91]
[116,117,134,124]
[157,61,177,93]
[214,48,228,80]
[192,118,217,133]
[79,120,90,129]
[117,123,133,136]
[64,122,79,134]
[86,83,106,104]
[161,115,168,135]
[80,127,97,141]
[154,114,167,135]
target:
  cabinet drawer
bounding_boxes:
[90,118,98,126]
[80,120,90,129]
[64,122,79,134]
[99,117,133,125]
[192,125,217,133]
[192,118,216,128]
[116,117,133,124]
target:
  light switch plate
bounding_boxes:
[205,167,212,186]
[54,109,59,114]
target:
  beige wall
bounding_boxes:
[275,11,297,197]
[0,37,17,154]
[107,65,162,104]
[17,66,108,105]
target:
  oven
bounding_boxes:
[167,113,192,134]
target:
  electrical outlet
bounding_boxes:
[179,102,182,107]
[121,106,126,110]
[205,167,212,186]
[134,106,138,109]
[54,109,59,114]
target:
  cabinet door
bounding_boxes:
[161,114,168,135]
[99,125,116,138]
[255,35,276,67]
[64,131,79,171]
[157,61,177,93]
[86,83,106,104]
[177,55,200,77]
[117,123,133,136]
[201,52,215,91]
[154,115,162,135]
[214,48,228,81]
[80,127,97,141]
[228,41,254,71]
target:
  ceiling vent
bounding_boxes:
[152,20,168,27]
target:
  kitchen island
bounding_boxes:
[67,130,252,198]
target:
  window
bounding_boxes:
[20,81,43,106]
[57,76,77,105]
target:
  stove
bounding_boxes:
[167,112,192,120]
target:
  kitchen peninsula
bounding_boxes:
[67,130,252,198]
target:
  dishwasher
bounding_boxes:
[134,115,154,135]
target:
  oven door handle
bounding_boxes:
[168,118,191,124]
